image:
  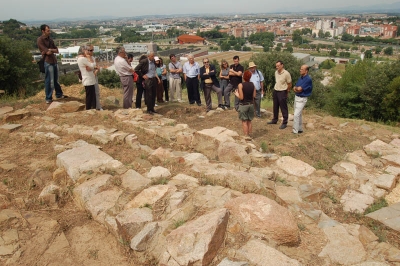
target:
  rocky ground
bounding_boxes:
[0,85,400,266]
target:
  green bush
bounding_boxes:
[97,69,121,88]
[59,72,80,86]
[320,59,336,69]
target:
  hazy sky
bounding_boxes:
[1,0,399,22]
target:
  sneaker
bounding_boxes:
[218,104,226,110]
[97,108,104,111]
[298,130,303,134]
[46,100,52,104]
[155,104,158,107]
[56,95,68,99]
[197,103,202,106]
[279,124,287,129]
[267,121,277,124]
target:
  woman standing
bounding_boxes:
[77,45,97,110]
[219,60,229,95]
[160,58,168,102]
[233,70,256,138]
[155,56,164,103]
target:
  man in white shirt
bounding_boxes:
[114,46,135,109]
[182,54,201,106]
[248,62,264,118]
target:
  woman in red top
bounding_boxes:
[234,70,256,138]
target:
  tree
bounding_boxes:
[318,29,324,38]
[275,46,281,52]
[0,36,38,96]
[292,29,303,46]
[364,50,373,59]
[384,46,393,55]
[375,46,382,54]
[320,59,336,69]
[329,49,337,57]
[341,33,354,42]
[248,32,274,45]
[220,42,231,51]
[285,46,293,53]
[324,32,331,38]
[233,43,241,51]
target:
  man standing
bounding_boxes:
[134,52,160,114]
[248,62,264,118]
[292,65,313,134]
[168,54,182,102]
[267,60,292,129]
[182,54,201,106]
[37,24,67,104]
[223,55,244,111]
[114,46,135,109]
[199,58,225,112]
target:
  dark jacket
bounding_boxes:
[200,64,220,90]
[134,58,151,78]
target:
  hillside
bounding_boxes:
[0,85,399,265]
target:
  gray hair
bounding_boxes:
[116,46,125,54]
[187,54,194,59]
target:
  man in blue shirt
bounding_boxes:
[292,65,313,134]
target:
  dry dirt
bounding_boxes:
[1,85,400,265]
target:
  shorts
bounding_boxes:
[238,104,254,121]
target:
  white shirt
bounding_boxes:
[77,57,96,86]
[114,56,132,77]
[183,61,200,78]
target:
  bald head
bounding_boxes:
[300,64,309,76]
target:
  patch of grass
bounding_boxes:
[368,220,387,242]
[298,223,306,231]
[260,141,268,153]
[105,169,116,176]
[325,192,338,204]
[86,170,94,175]
[112,176,122,186]
[166,122,176,126]
[276,176,288,186]
[364,198,388,215]
[87,249,99,260]
[118,238,130,246]
[173,218,186,229]
[2,178,8,185]
[281,151,291,156]
[140,154,147,160]
[199,175,215,186]
[140,203,153,209]
[151,177,169,185]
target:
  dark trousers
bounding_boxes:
[163,79,169,101]
[156,80,164,103]
[144,77,157,111]
[204,83,223,111]
[135,81,145,108]
[186,77,201,104]
[85,85,96,110]
[223,83,239,110]
[272,90,288,124]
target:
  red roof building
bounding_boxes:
[177,35,205,44]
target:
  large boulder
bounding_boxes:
[163,208,229,266]
[225,193,299,245]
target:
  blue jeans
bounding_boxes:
[44,62,63,101]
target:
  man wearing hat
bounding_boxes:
[248,62,264,117]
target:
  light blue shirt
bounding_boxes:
[183,61,200,78]
[250,69,264,91]
[147,59,156,78]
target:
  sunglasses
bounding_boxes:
[88,49,94,52]
[203,61,209,64]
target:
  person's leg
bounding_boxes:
[156,81,164,103]
[121,77,130,109]
[271,90,279,123]
[144,79,152,111]
[194,78,201,104]
[44,62,53,102]
[212,85,223,106]
[293,96,307,133]
[234,87,240,111]
[163,79,169,101]
[254,90,261,117]
[95,79,102,110]
[223,83,233,107]
[85,85,95,110]
[177,78,182,101]
[247,121,252,135]
[169,78,176,102]
[204,84,212,110]
[279,91,289,124]
[127,76,134,108]
[53,64,64,98]
[186,78,194,104]
[150,78,157,111]
[135,82,144,108]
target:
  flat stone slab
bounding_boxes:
[373,174,397,191]
[340,190,375,213]
[0,106,13,116]
[0,124,22,133]
[3,110,30,122]
[276,156,316,177]
[56,142,122,182]
[366,202,400,232]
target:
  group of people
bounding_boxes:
[37,25,312,136]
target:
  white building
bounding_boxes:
[123,43,157,54]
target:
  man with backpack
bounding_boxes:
[248,62,264,118]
